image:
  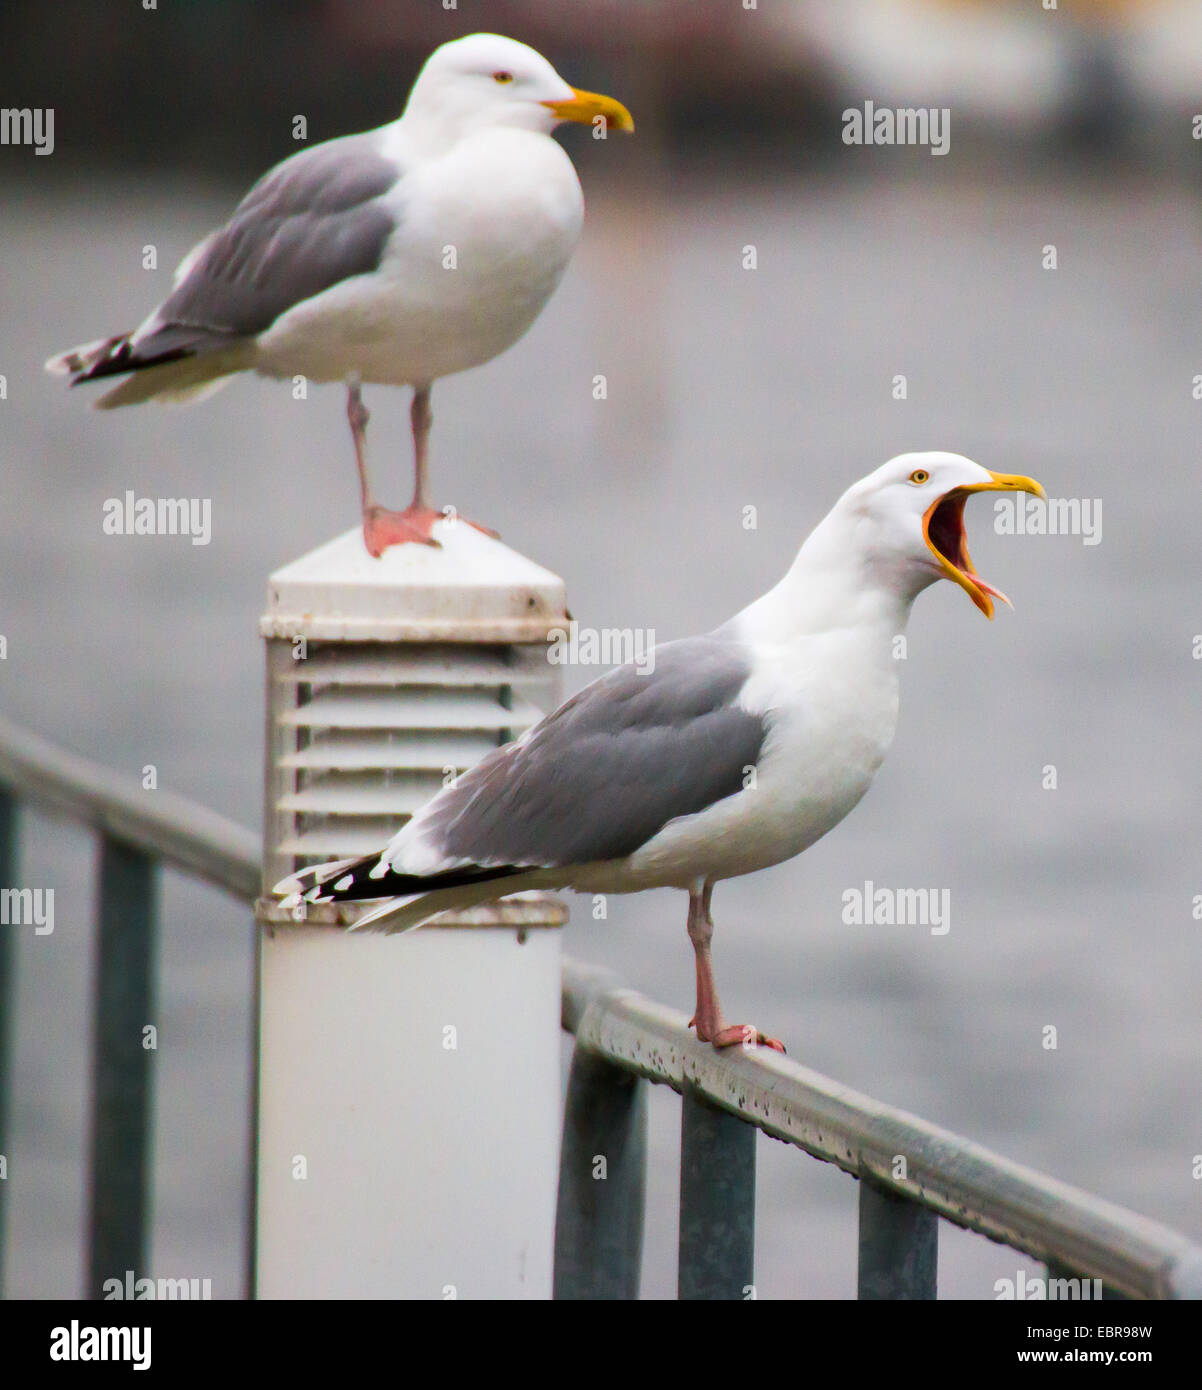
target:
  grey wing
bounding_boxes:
[138,132,400,355]
[412,634,767,870]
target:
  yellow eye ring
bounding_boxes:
[909,469,930,484]
[493,71,514,83]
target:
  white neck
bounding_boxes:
[731,504,935,647]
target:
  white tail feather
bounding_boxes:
[274,857,358,892]
[95,359,239,409]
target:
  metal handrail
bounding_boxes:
[0,714,260,1301]
[2,713,1201,1300]
[558,959,1202,1300]
[0,713,259,902]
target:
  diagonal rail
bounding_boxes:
[0,713,259,902]
[559,958,1202,1301]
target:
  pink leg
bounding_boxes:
[348,383,498,557]
[686,883,785,1053]
[347,381,375,518]
[409,381,433,511]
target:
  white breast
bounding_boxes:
[590,628,901,893]
[254,128,584,385]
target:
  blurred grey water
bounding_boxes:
[2,167,1200,1298]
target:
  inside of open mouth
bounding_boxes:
[927,492,972,574]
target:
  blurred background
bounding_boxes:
[2,0,1200,1298]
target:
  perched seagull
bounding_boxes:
[45,33,633,556]
[276,452,1045,1051]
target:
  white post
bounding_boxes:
[253,523,568,1299]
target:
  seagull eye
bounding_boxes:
[493,71,514,84]
[909,469,930,485]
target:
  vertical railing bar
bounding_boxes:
[678,1084,756,1300]
[86,835,157,1300]
[553,1045,647,1299]
[0,788,16,1299]
[857,1176,938,1299]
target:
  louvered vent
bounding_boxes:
[255,526,569,928]
[266,639,556,877]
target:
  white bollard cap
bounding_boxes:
[260,521,567,644]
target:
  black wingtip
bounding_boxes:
[77,342,194,384]
[292,854,525,907]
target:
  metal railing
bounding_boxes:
[1,712,1200,1301]
[0,713,260,1300]
[554,960,1202,1299]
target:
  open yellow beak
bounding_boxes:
[923,470,1046,619]
[543,87,635,133]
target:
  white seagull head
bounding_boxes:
[403,33,634,142]
[838,451,1046,618]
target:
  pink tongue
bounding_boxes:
[975,576,1013,609]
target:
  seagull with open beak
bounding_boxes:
[274,453,1045,1053]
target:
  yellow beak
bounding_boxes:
[960,471,1047,501]
[923,470,1045,619]
[543,87,635,133]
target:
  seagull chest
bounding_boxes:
[610,639,902,891]
[751,638,900,839]
[254,130,585,386]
